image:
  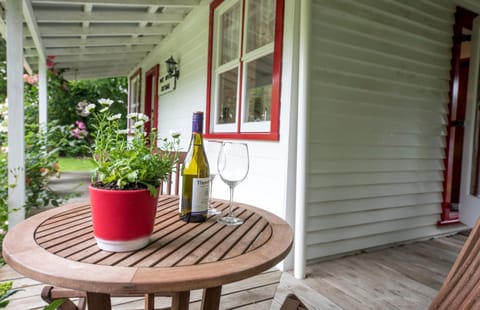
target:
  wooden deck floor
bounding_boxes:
[1,233,466,309]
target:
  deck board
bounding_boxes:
[1,234,465,309]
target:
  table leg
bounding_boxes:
[145,293,155,310]
[86,292,111,310]
[171,291,190,310]
[201,286,222,310]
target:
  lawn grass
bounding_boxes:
[58,157,96,172]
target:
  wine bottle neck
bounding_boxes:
[191,132,204,146]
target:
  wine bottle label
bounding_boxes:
[191,177,209,214]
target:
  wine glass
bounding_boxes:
[217,142,249,226]
[205,140,222,215]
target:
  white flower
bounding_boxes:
[170,130,181,138]
[99,107,109,113]
[98,98,114,106]
[127,112,138,119]
[134,121,144,128]
[117,129,129,135]
[108,113,122,121]
[0,126,7,133]
[138,113,149,122]
[86,104,96,113]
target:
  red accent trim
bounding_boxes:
[205,0,220,137]
[440,7,477,226]
[145,64,160,134]
[204,131,279,141]
[205,0,284,141]
[270,0,285,138]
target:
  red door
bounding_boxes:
[144,65,159,138]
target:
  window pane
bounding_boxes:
[220,2,241,65]
[244,54,273,123]
[217,68,238,124]
[246,0,276,52]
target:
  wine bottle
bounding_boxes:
[180,111,210,222]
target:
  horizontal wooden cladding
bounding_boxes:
[314,6,451,57]
[309,159,444,175]
[313,13,450,67]
[308,182,443,203]
[310,102,446,127]
[310,114,446,137]
[305,224,460,261]
[314,38,449,81]
[309,145,445,160]
[308,193,442,217]
[313,0,453,44]
[307,215,440,245]
[312,72,448,103]
[307,0,454,260]
[309,133,445,148]
[310,171,444,187]
[312,52,449,92]
[312,83,448,112]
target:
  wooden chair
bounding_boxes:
[429,220,480,309]
[158,151,186,195]
[280,294,308,310]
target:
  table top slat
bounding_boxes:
[113,217,194,267]
[223,218,270,260]
[173,220,230,267]
[247,224,272,252]
[35,207,91,236]
[37,222,93,249]
[199,209,259,264]
[46,231,94,255]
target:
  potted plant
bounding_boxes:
[85,98,180,252]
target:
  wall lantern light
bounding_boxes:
[159,56,180,95]
[165,56,180,80]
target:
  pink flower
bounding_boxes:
[75,120,86,130]
[25,74,39,85]
[72,128,80,138]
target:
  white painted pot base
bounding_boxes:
[95,236,150,252]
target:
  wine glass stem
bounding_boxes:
[228,185,235,217]
[209,177,213,207]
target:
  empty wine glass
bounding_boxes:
[217,142,249,226]
[205,140,222,215]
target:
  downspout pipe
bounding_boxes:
[294,0,311,280]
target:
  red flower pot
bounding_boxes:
[89,185,159,252]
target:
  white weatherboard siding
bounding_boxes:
[306,0,462,261]
[135,0,299,233]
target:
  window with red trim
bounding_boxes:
[205,0,284,140]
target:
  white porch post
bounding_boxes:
[38,61,47,127]
[6,0,25,226]
[294,0,311,279]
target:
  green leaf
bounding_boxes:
[43,299,67,310]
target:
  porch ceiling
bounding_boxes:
[1,0,201,80]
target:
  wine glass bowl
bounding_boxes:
[217,142,249,226]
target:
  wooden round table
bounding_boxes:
[3,196,293,309]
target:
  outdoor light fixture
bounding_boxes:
[159,56,180,95]
[165,56,180,80]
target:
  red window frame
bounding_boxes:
[205,0,285,141]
